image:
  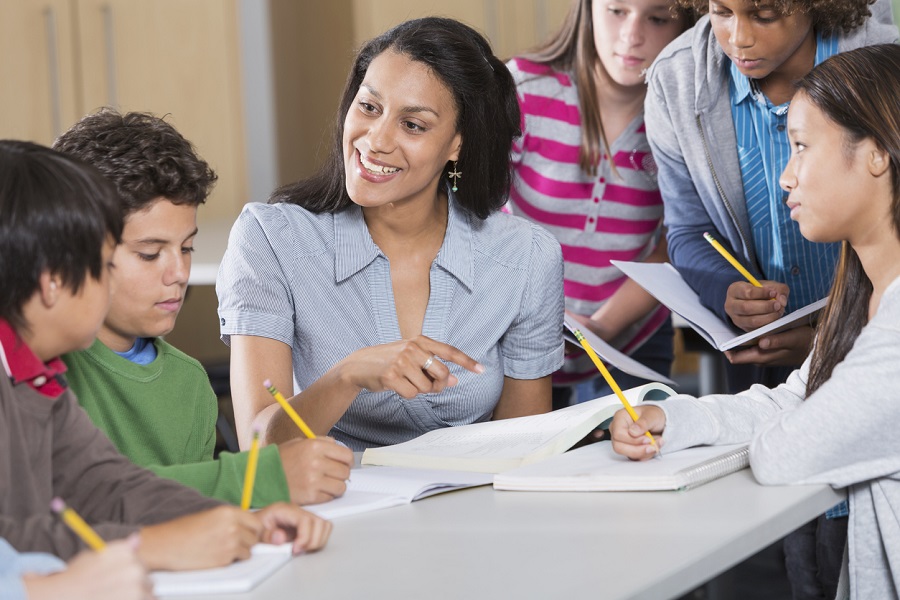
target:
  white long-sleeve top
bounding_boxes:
[659,276,900,599]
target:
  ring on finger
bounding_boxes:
[422,355,435,371]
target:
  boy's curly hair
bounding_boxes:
[54,108,217,215]
[676,0,876,33]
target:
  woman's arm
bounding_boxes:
[230,334,483,447]
[492,375,552,420]
[581,232,668,342]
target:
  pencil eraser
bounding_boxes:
[263,379,272,388]
[50,497,65,513]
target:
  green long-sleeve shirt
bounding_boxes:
[62,338,290,507]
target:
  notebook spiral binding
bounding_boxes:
[677,446,751,491]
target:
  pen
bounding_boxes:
[565,323,659,450]
[50,497,106,551]
[263,379,317,439]
[241,425,261,510]
[703,232,762,287]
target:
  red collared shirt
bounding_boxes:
[0,319,68,398]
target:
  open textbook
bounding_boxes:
[151,543,293,596]
[361,382,675,473]
[493,441,749,492]
[563,313,674,385]
[611,260,827,351]
[306,466,492,519]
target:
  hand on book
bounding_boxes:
[724,280,789,331]
[138,502,331,570]
[724,325,814,367]
[256,503,332,554]
[609,405,666,461]
[278,437,353,505]
[335,335,484,399]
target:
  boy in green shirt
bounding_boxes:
[56,109,353,508]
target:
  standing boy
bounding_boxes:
[55,110,353,507]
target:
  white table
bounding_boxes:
[169,470,843,600]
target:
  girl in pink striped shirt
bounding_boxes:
[507,0,695,405]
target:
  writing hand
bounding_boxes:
[609,405,666,461]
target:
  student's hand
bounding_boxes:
[277,437,354,505]
[724,325,814,367]
[138,505,262,571]
[255,502,332,554]
[336,335,485,399]
[609,405,666,461]
[724,280,789,331]
[23,534,154,600]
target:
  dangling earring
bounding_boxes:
[448,161,462,192]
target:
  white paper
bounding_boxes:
[151,543,293,596]
[306,466,492,520]
[493,441,749,491]
[611,261,826,351]
[563,313,675,385]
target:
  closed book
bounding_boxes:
[493,441,749,491]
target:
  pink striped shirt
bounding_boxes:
[506,57,670,384]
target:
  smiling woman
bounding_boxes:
[217,17,565,452]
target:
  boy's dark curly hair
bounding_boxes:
[676,0,876,33]
[53,108,217,215]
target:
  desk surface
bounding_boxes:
[169,470,842,600]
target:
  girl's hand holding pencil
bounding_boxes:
[609,404,667,461]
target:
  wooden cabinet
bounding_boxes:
[350,0,573,60]
[0,0,246,220]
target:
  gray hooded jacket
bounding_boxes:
[644,2,898,322]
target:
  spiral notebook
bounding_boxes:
[493,441,749,492]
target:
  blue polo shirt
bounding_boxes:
[729,30,841,313]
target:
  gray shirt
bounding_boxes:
[217,196,564,450]
[659,276,900,599]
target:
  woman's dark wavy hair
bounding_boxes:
[271,17,521,220]
[799,44,900,396]
[0,140,123,333]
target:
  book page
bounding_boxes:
[494,441,749,491]
[611,261,740,348]
[306,467,492,519]
[151,543,293,596]
[563,313,675,385]
[361,383,674,472]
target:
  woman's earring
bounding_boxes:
[448,161,462,192]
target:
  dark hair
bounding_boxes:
[676,0,874,34]
[53,108,217,215]
[271,17,520,220]
[524,0,695,176]
[799,44,900,395]
[0,140,123,332]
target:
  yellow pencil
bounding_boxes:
[241,426,261,510]
[703,232,762,287]
[50,497,106,551]
[263,379,317,439]
[567,325,658,449]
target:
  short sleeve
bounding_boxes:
[500,225,565,379]
[216,205,297,347]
